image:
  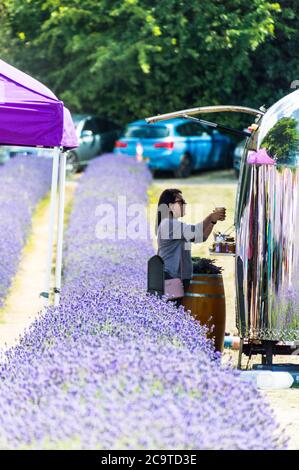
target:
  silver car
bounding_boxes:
[66,114,121,173]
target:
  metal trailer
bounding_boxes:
[147,90,299,369]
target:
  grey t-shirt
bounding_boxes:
[157,217,203,280]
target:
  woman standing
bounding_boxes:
[156,188,226,305]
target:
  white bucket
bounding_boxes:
[239,370,294,390]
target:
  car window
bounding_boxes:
[189,122,211,136]
[124,126,169,138]
[82,118,100,134]
[92,119,108,132]
[177,121,211,137]
[189,122,205,136]
[176,123,191,137]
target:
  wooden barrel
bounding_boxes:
[182,274,226,352]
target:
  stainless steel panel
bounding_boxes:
[235,90,299,340]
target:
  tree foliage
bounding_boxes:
[0,1,298,127]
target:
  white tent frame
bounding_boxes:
[40,147,67,307]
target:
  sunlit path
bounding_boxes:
[0,178,78,351]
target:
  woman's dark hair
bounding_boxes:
[155,188,182,234]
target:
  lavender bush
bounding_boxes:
[192,257,223,275]
[0,155,286,449]
[0,156,52,306]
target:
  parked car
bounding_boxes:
[67,114,121,173]
[114,118,235,177]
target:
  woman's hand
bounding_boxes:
[202,208,226,241]
[211,207,226,223]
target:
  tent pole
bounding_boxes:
[54,150,67,307]
[40,147,60,306]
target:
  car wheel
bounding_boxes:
[66,151,80,175]
[174,154,192,178]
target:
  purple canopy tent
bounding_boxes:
[0,59,77,148]
[0,59,78,306]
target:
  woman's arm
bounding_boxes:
[202,214,216,241]
[180,208,226,243]
[202,209,226,241]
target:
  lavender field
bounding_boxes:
[0,156,52,307]
[0,155,286,449]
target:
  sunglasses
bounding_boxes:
[174,199,187,206]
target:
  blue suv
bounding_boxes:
[114,118,234,177]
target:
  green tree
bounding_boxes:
[240,0,299,110]
[262,116,299,162]
[0,0,290,128]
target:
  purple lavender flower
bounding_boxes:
[0,154,286,450]
[0,156,51,306]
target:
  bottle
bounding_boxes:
[224,335,240,350]
[215,242,221,253]
[224,336,233,348]
[231,336,240,350]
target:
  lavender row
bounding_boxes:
[0,155,286,449]
[0,156,52,306]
